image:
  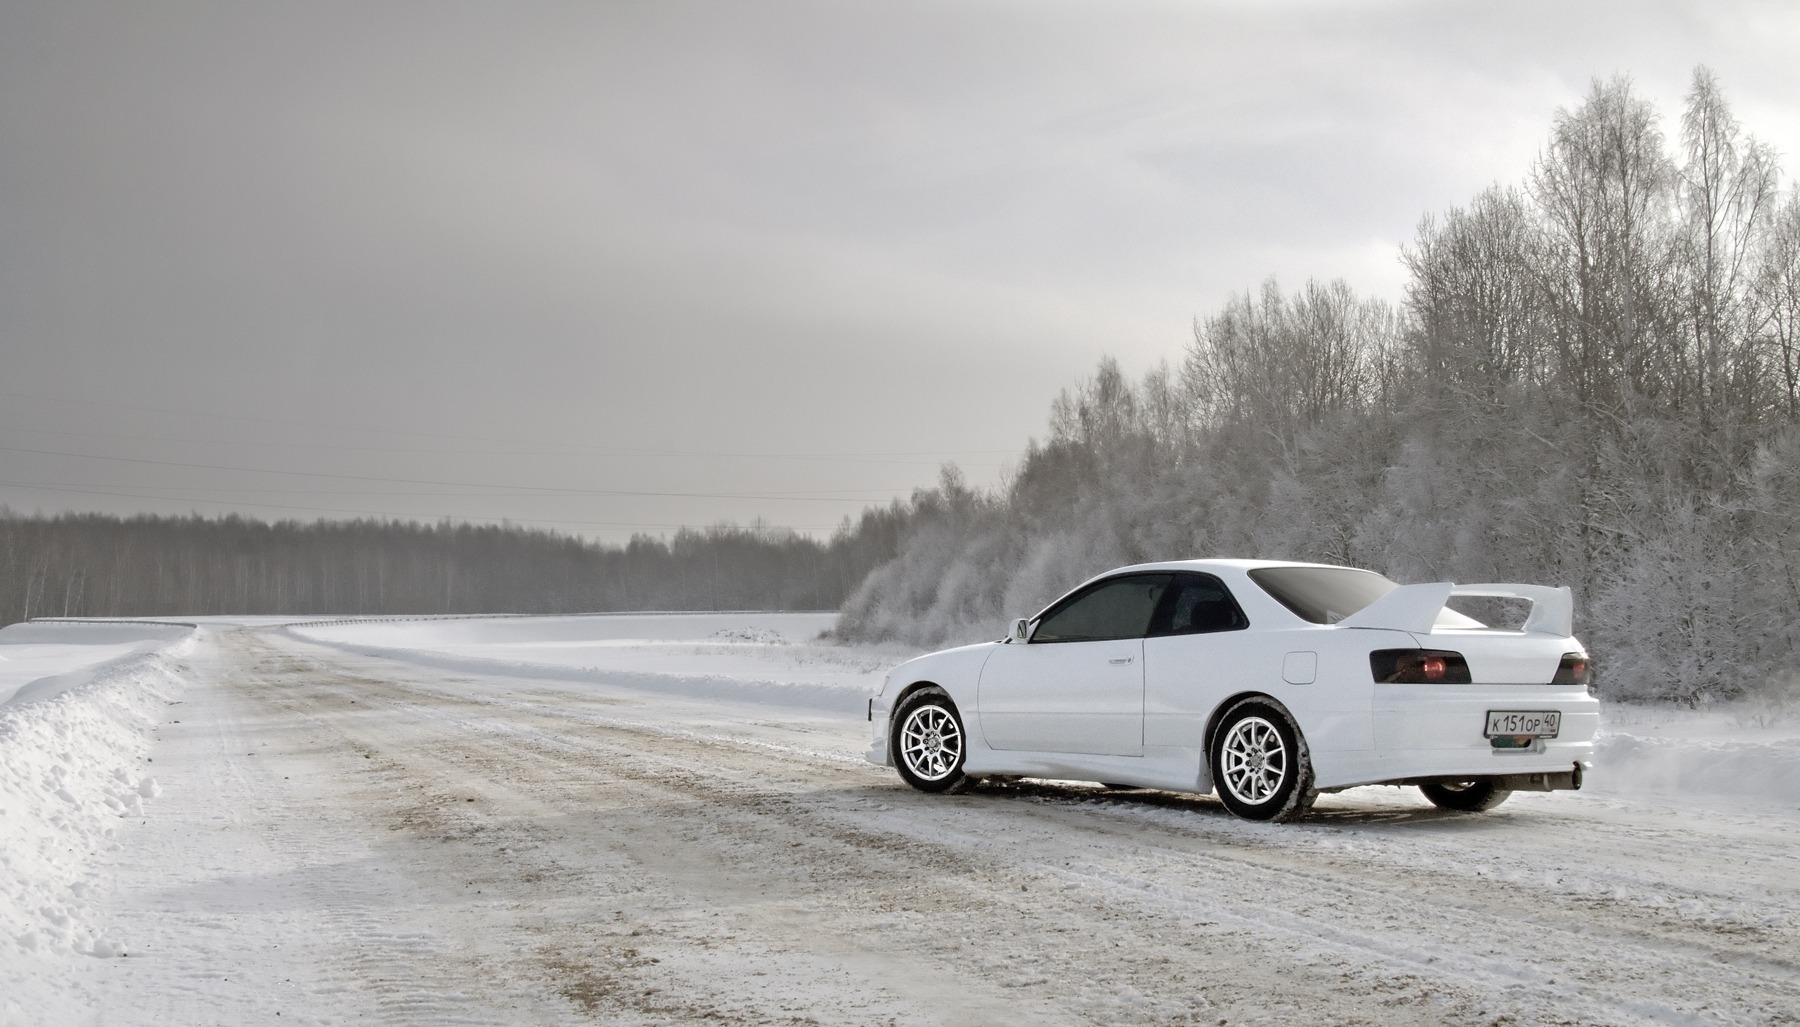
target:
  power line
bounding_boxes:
[0,421,1010,468]
[0,479,844,532]
[0,445,916,502]
[0,391,1017,461]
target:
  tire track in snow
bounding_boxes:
[966,790,1800,1026]
[223,632,1077,1026]
[240,631,1472,1025]
[200,629,1800,1026]
[284,643,1800,1021]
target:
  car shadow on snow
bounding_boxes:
[865,777,1522,830]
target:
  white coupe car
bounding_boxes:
[867,559,1597,822]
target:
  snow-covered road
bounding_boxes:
[8,622,1800,1026]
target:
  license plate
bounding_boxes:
[1486,710,1561,738]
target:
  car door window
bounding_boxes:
[1150,574,1249,636]
[1031,574,1171,642]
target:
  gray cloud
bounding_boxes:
[3,0,1796,539]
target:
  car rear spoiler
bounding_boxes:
[1337,582,1573,637]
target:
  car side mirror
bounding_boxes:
[1012,618,1031,642]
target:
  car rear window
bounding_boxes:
[1247,566,1398,624]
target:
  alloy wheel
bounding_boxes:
[1218,715,1288,804]
[899,704,962,782]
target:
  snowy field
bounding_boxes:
[294,612,899,715]
[0,620,193,707]
[3,614,1798,1026]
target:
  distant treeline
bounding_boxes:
[838,69,1800,708]
[0,508,914,624]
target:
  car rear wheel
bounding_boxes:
[1210,697,1316,822]
[892,687,974,794]
[1419,779,1512,812]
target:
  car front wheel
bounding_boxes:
[1419,779,1512,812]
[1210,697,1316,822]
[891,687,974,794]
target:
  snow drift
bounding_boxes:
[1,625,194,1015]
[0,620,194,708]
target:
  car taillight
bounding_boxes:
[1553,652,1595,695]
[1369,649,1472,684]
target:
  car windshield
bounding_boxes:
[1248,566,1397,624]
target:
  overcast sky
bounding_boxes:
[3,1,1797,543]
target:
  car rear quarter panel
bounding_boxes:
[1280,627,1418,788]
[1145,625,1414,788]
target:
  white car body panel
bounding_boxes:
[977,637,1144,755]
[867,559,1598,799]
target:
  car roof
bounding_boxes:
[1030,558,1368,625]
[1056,559,1372,606]
[1027,558,1389,625]
[1098,558,1355,576]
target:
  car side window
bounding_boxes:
[1148,573,1249,636]
[1032,574,1171,643]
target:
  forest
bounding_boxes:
[0,506,914,624]
[836,69,1800,708]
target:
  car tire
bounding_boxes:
[1419,779,1513,812]
[1209,697,1317,822]
[891,687,974,794]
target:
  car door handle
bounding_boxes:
[1109,656,1134,665]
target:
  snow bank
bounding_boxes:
[0,621,195,646]
[1589,704,1800,807]
[290,612,904,716]
[0,620,195,707]
[0,628,194,1017]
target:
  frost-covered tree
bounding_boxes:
[837,68,1800,707]
[1530,75,1681,410]
[1758,188,1800,419]
[1184,278,1394,438]
[1404,186,1554,398]
[1677,66,1781,424]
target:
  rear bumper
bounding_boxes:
[1374,685,1598,742]
[1323,685,1599,790]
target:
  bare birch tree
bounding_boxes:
[1530,75,1680,410]
[1678,65,1781,424]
